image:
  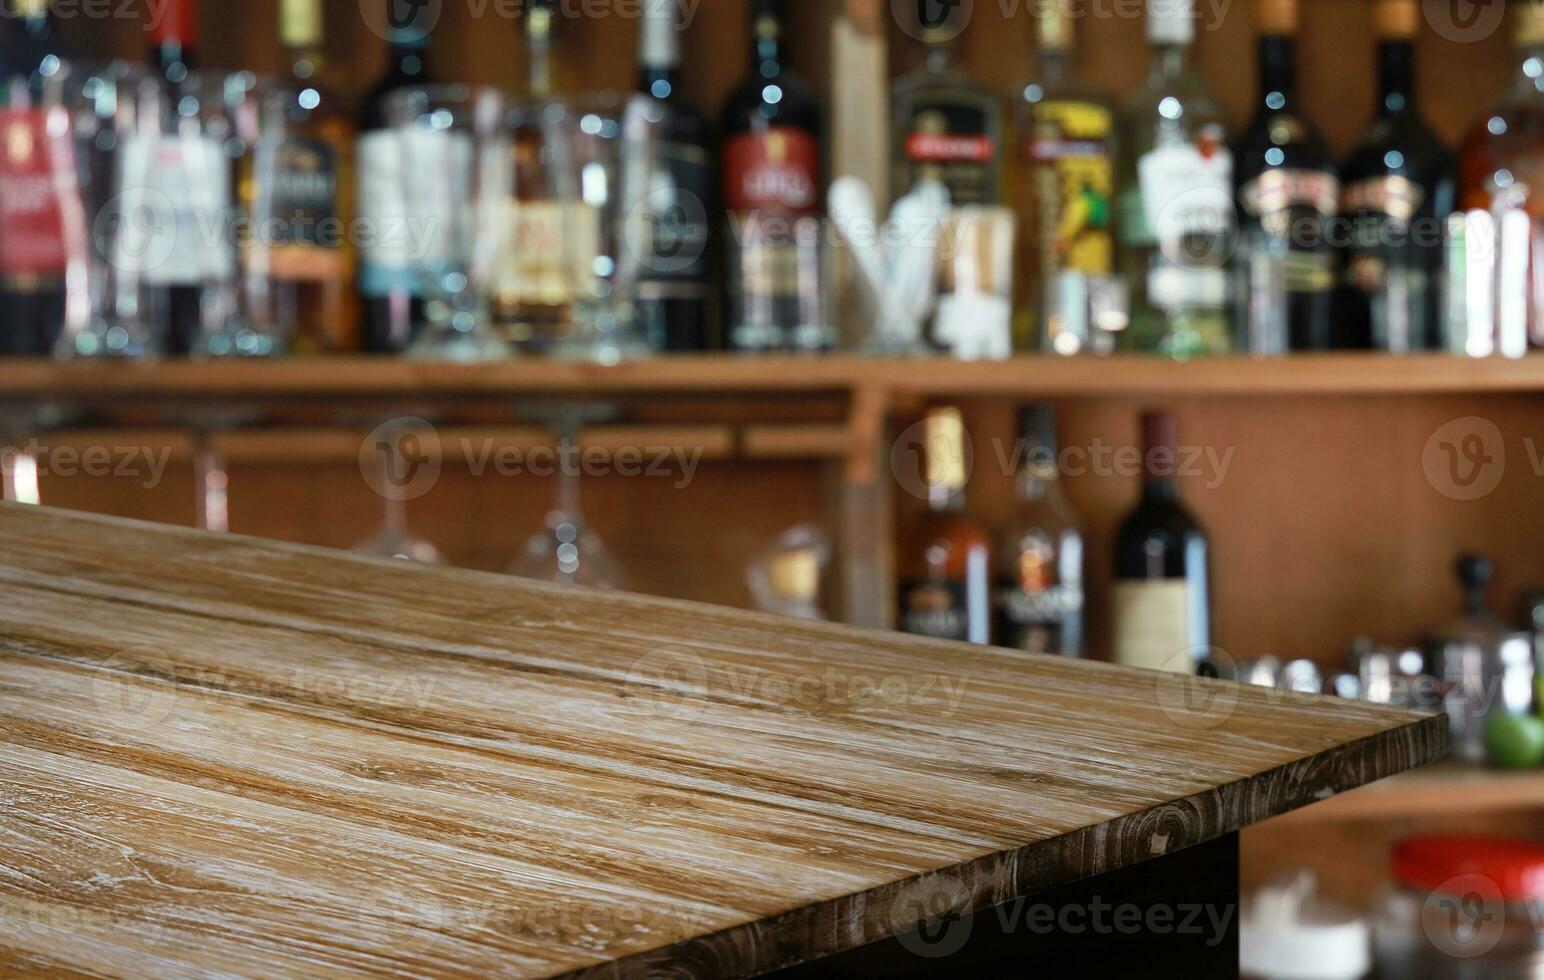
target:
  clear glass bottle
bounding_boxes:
[1458,3,1544,357]
[995,405,1084,657]
[1014,0,1120,355]
[1117,0,1234,358]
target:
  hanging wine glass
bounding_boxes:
[190,427,228,532]
[353,418,443,563]
[506,403,627,588]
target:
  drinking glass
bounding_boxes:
[507,405,627,589]
[382,84,506,362]
[353,419,444,564]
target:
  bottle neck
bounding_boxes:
[929,484,966,513]
[1258,34,1297,108]
[923,39,956,74]
[751,15,785,78]
[639,7,680,98]
[152,0,196,81]
[1377,39,1414,113]
[1149,41,1193,81]
[527,8,554,97]
[1143,472,1178,502]
[1040,46,1071,85]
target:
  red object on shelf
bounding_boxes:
[1392,836,1544,901]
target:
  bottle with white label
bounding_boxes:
[1112,410,1211,674]
[356,0,433,353]
[1116,0,1234,358]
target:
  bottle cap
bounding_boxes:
[1147,0,1196,46]
[1039,0,1076,51]
[1256,0,1297,36]
[280,0,323,50]
[1393,836,1544,902]
[1141,409,1178,458]
[1018,404,1059,475]
[924,407,969,492]
[1518,3,1544,46]
[13,0,48,17]
[767,549,821,602]
[151,0,197,46]
[1372,0,1419,39]
[639,0,680,69]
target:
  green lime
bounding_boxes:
[1485,713,1544,770]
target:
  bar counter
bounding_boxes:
[0,505,1444,977]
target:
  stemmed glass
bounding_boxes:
[507,403,627,588]
[382,84,507,362]
[353,418,443,563]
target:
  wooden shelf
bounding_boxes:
[4,354,1544,404]
[1277,762,1544,823]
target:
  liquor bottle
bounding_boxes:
[257,0,358,353]
[1015,0,1118,355]
[143,0,203,355]
[0,0,69,356]
[357,0,434,353]
[720,0,826,352]
[891,8,1002,207]
[1338,0,1455,353]
[630,0,715,351]
[1116,0,1234,358]
[490,0,563,352]
[897,407,991,645]
[1232,0,1339,353]
[151,0,195,85]
[1458,4,1544,356]
[995,405,1084,657]
[1112,410,1211,673]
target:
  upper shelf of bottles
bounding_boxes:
[4,354,1544,403]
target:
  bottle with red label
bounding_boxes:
[890,5,1003,208]
[0,0,71,355]
[719,0,829,352]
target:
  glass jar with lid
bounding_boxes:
[1372,835,1544,978]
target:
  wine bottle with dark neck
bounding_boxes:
[142,0,206,356]
[631,0,714,351]
[720,0,826,352]
[1113,411,1211,673]
[1233,0,1338,353]
[1338,0,1455,352]
[358,0,434,353]
[0,0,69,355]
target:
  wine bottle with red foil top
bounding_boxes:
[890,5,1003,207]
[152,0,196,84]
[144,0,204,355]
[0,0,70,355]
[719,0,827,352]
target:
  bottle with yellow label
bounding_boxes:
[1014,0,1120,355]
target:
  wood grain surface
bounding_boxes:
[0,505,1444,978]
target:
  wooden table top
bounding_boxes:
[0,506,1444,978]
